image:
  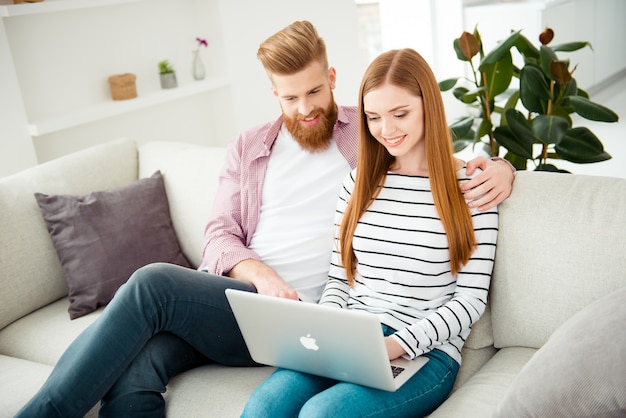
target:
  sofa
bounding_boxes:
[1,137,624,417]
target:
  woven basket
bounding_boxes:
[108,73,137,100]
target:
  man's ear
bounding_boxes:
[328,67,337,90]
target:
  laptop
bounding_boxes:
[225,289,429,392]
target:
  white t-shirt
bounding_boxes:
[249,125,350,302]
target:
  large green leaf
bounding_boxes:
[450,116,474,139]
[494,125,533,159]
[551,41,592,52]
[457,86,485,104]
[536,163,570,173]
[503,151,528,170]
[555,127,612,163]
[481,50,514,98]
[532,115,569,145]
[569,96,619,122]
[480,30,521,67]
[475,118,493,141]
[439,78,460,92]
[513,33,540,60]
[519,65,550,113]
[453,139,473,153]
[539,45,559,80]
[506,109,539,144]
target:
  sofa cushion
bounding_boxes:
[0,138,138,330]
[0,298,102,366]
[0,355,54,418]
[493,286,626,417]
[429,347,536,418]
[35,171,191,319]
[164,364,275,417]
[139,141,227,268]
[491,171,626,348]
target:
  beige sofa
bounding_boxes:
[1,137,624,417]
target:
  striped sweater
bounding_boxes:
[319,168,499,365]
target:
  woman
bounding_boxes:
[242,48,499,417]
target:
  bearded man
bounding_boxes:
[16,21,513,418]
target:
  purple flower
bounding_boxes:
[196,37,208,48]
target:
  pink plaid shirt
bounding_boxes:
[200,105,358,275]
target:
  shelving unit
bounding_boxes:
[27,77,230,136]
[2,0,231,147]
[0,0,144,17]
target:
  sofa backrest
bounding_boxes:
[138,141,227,268]
[0,138,138,330]
[490,171,626,349]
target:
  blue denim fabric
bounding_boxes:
[15,263,258,418]
[241,326,459,418]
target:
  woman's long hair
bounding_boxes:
[339,49,476,284]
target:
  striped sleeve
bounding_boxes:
[391,191,498,359]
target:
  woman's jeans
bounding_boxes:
[242,326,459,418]
[15,263,258,418]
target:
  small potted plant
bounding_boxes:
[158,60,177,89]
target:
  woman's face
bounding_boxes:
[363,83,427,174]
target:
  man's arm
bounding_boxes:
[462,157,515,211]
[201,130,298,299]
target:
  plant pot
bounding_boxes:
[160,72,177,89]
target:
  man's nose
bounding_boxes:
[298,99,314,117]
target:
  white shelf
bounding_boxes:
[0,0,144,17]
[28,77,229,136]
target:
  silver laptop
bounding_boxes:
[225,289,429,392]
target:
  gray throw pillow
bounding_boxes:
[35,171,191,319]
[493,286,626,417]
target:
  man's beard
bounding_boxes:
[283,98,338,153]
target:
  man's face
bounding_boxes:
[271,61,338,152]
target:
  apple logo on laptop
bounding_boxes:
[300,334,319,351]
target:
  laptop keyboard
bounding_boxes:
[390,365,405,378]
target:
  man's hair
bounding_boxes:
[257,20,328,75]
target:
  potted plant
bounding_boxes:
[158,60,177,89]
[439,27,619,171]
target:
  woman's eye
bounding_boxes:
[394,113,407,119]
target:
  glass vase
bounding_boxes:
[192,50,206,81]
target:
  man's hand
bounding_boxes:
[462,157,514,212]
[228,259,299,300]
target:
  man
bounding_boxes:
[17,21,513,418]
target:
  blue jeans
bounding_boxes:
[241,326,459,418]
[15,263,258,418]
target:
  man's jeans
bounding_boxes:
[15,263,258,418]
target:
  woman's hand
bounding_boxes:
[385,336,407,360]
